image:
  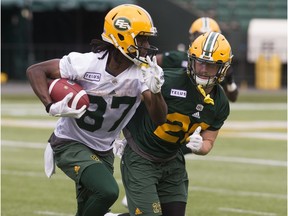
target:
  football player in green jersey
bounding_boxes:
[113,32,232,216]
[156,17,238,157]
[156,17,238,103]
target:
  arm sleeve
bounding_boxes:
[59,52,94,80]
[208,97,230,130]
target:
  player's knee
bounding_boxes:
[100,184,119,205]
[80,163,119,205]
[92,174,119,205]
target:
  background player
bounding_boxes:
[119,17,239,209]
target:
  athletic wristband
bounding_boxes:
[45,102,53,113]
[227,82,237,92]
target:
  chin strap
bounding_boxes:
[197,85,214,105]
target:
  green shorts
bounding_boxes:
[121,145,188,216]
[53,142,114,184]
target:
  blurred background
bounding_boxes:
[1,0,287,90]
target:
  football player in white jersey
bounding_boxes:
[26,4,167,216]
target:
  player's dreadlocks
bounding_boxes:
[90,39,129,63]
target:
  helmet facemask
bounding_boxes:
[126,34,158,65]
[187,55,230,88]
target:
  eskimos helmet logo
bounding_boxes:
[114,18,131,30]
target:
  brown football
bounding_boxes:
[48,78,89,109]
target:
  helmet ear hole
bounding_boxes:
[118,33,124,41]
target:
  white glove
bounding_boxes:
[186,126,203,153]
[49,93,87,118]
[141,56,164,94]
[113,138,127,158]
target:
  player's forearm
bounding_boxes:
[26,59,61,106]
[149,92,168,125]
[26,66,52,106]
[193,139,214,155]
[193,129,217,155]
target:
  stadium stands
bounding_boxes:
[172,0,287,31]
[169,0,287,88]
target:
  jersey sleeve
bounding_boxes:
[141,84,149,93]
[208,88,230,130]
[59,52,94,79]
[212,100,230,130]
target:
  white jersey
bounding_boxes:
[53,51,148,152]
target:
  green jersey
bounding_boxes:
[124,68,230,160]
[162,51,188,68]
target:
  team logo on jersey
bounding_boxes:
[91,154,100,161]
[114,18,131,30]
[74,165,80,175]
[192,112,200,119]
[84,72,101,81]
[152,202,161,213]
[196,104,204,111]
[170,89,187,98]
[135,207,143,215]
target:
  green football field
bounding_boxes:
[1,89,287,216]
